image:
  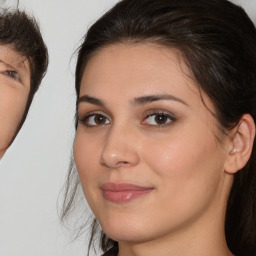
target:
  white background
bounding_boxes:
[0,0,255,256]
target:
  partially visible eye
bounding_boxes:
[2,70,20,81]
[79,113,110,127]
[142,113,175,127]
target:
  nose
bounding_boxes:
[100,124,140,168]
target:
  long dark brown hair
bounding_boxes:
[61,1,256,255]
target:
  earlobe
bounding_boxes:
[224,114,255,174]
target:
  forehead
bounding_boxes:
[0,44,30,71]
[81,43,198,97]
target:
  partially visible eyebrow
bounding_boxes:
[132,94,188,106]
[78,95,105,106]
[0,58,27,71]
[0,60,14,69]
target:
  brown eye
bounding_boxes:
[94,114,107,124]
[143,113,175,126]
[154,114,168,124]
[84,114,110,127]
[2,70,20,81]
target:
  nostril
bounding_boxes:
[118,161,130,165]
[101,160,131,168]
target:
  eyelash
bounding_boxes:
[78,113,110,127]
[142,111,176,127]
[2,70,20,81]
[78,111,176,128]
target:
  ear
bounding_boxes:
[224,114,255,174]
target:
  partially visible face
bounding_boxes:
[74,43,232,244]
[0,45,31,157]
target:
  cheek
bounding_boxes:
[142,127,225,211]
[143,121,222,180]
[74,130,107,217]
[74,130,103,186]
[0,87,28,149]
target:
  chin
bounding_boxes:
[104,229,147,243]
[99,216,157,243]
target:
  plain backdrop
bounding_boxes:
[0,0,255,256]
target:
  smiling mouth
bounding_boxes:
[101,183,154,203]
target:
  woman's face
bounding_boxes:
[0,45,31,157]
[74,43,233,243]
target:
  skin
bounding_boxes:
[74,43,237,256]
[0,44,31,157]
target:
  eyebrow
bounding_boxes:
[78,93,188,107]
[78,95,105,106]
[132,94,188,106]
[0,58,27,71]
[0,60,14,68]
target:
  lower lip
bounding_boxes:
[102,189,153,203]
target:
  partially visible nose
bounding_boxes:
[100,123,140,168]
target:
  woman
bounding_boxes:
[0,9,48,158]
[61,0,256,255]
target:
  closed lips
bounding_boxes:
[101,183,154,203]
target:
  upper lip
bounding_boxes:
[101,182,153,191]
